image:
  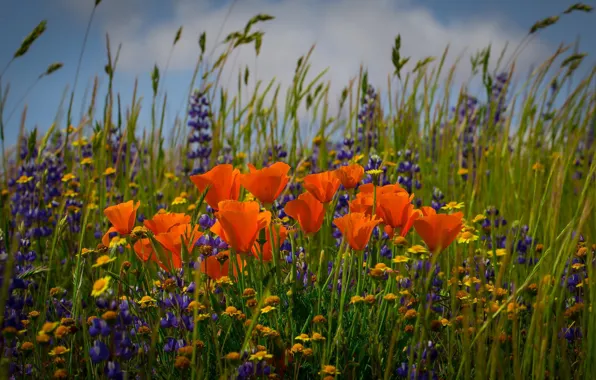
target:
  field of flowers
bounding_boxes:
[0,3,595,380]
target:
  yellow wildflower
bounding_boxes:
[49,346,70,356]
[260,306,276,314]
[16,176,34,184]
[249,350,273,361]
[295,333,310,342]
[407,245,428,254]
[458,231,479,244]
[442,201,465,211]
[472,214,486,223]
[92,255,116,268]
[91,277,111,297]
[61,173,76,182]
[103,167,116,176]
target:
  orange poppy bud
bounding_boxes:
[413,212,463,253]
[333,212,381,251]
[190,164,241,210]
[199,251,244,280]
[143,213,191,235]
[104,200,140,235]
[303,171,341,203]
[102,200,140,246]
[253,224,288,262]
[133,238,170,272]
[212,201,271,254]
[284,192,325,235]
[375,192,419,238]
[334,164,364,189]
[154,224,203,269]
[240,162,290,205]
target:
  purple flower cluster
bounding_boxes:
[187,91,212,175]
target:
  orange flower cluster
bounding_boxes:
[102,161,464,280]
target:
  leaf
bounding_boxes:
[224,31,243,44]
[529,16,559,34]
[173,26,183,46]
[391,34,409,78]
[361,71,369,97]
[563,3,593,14]
[27,129,38,161]
[255,33,263,56]
[413,57,435,72]
[17,266,49,279]
[151,64,160,96]
[340,87,348,106]
[198,32,206,54]
[213,52,228,70]
[40,62,63,78]
[244,13,275,35]
[296,56,304,74]
[561,53,586,68]
[14,20,47,59]
[244,66,250,86]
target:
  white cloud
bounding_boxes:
[64,0,554,139]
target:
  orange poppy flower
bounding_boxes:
[303,171,341,203]
[190,164,241,210]
[241,162,290,205]
[333,212,381,251]
[154,224,203,269]
[357,183,407,197]
[375,192,419,237]
[253,223,288,262]
[143,213,191,234]
[212,200,271,253]
[348,196,374,216]
[133,238,169,272]
[199,251,244,280]
[334,164,364,189]
[420,206,436,217]
[413,212,463,253]
[284,192,325,235]
[102,201,140,246]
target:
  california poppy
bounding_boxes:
[212,200,271,254]
[357,183,407,197]
[333,212,381,251]
[199,251,244,281]
[143,213,191,235]
[413,212,463,253]
[375,192,419,237]
[154,224,202,269]
[303,171,341,203]
[284,192,325,235]
[253,223,288,262]
[241,162,290,205]
[190,164,241,210]
[348,196,374,216]
[102,200,140,246]
[420,206,437,217]
[133,238,169,272]
[334,164,364,189]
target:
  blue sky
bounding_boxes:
[0,0,594,146]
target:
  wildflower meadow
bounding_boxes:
[0,2,595,379]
